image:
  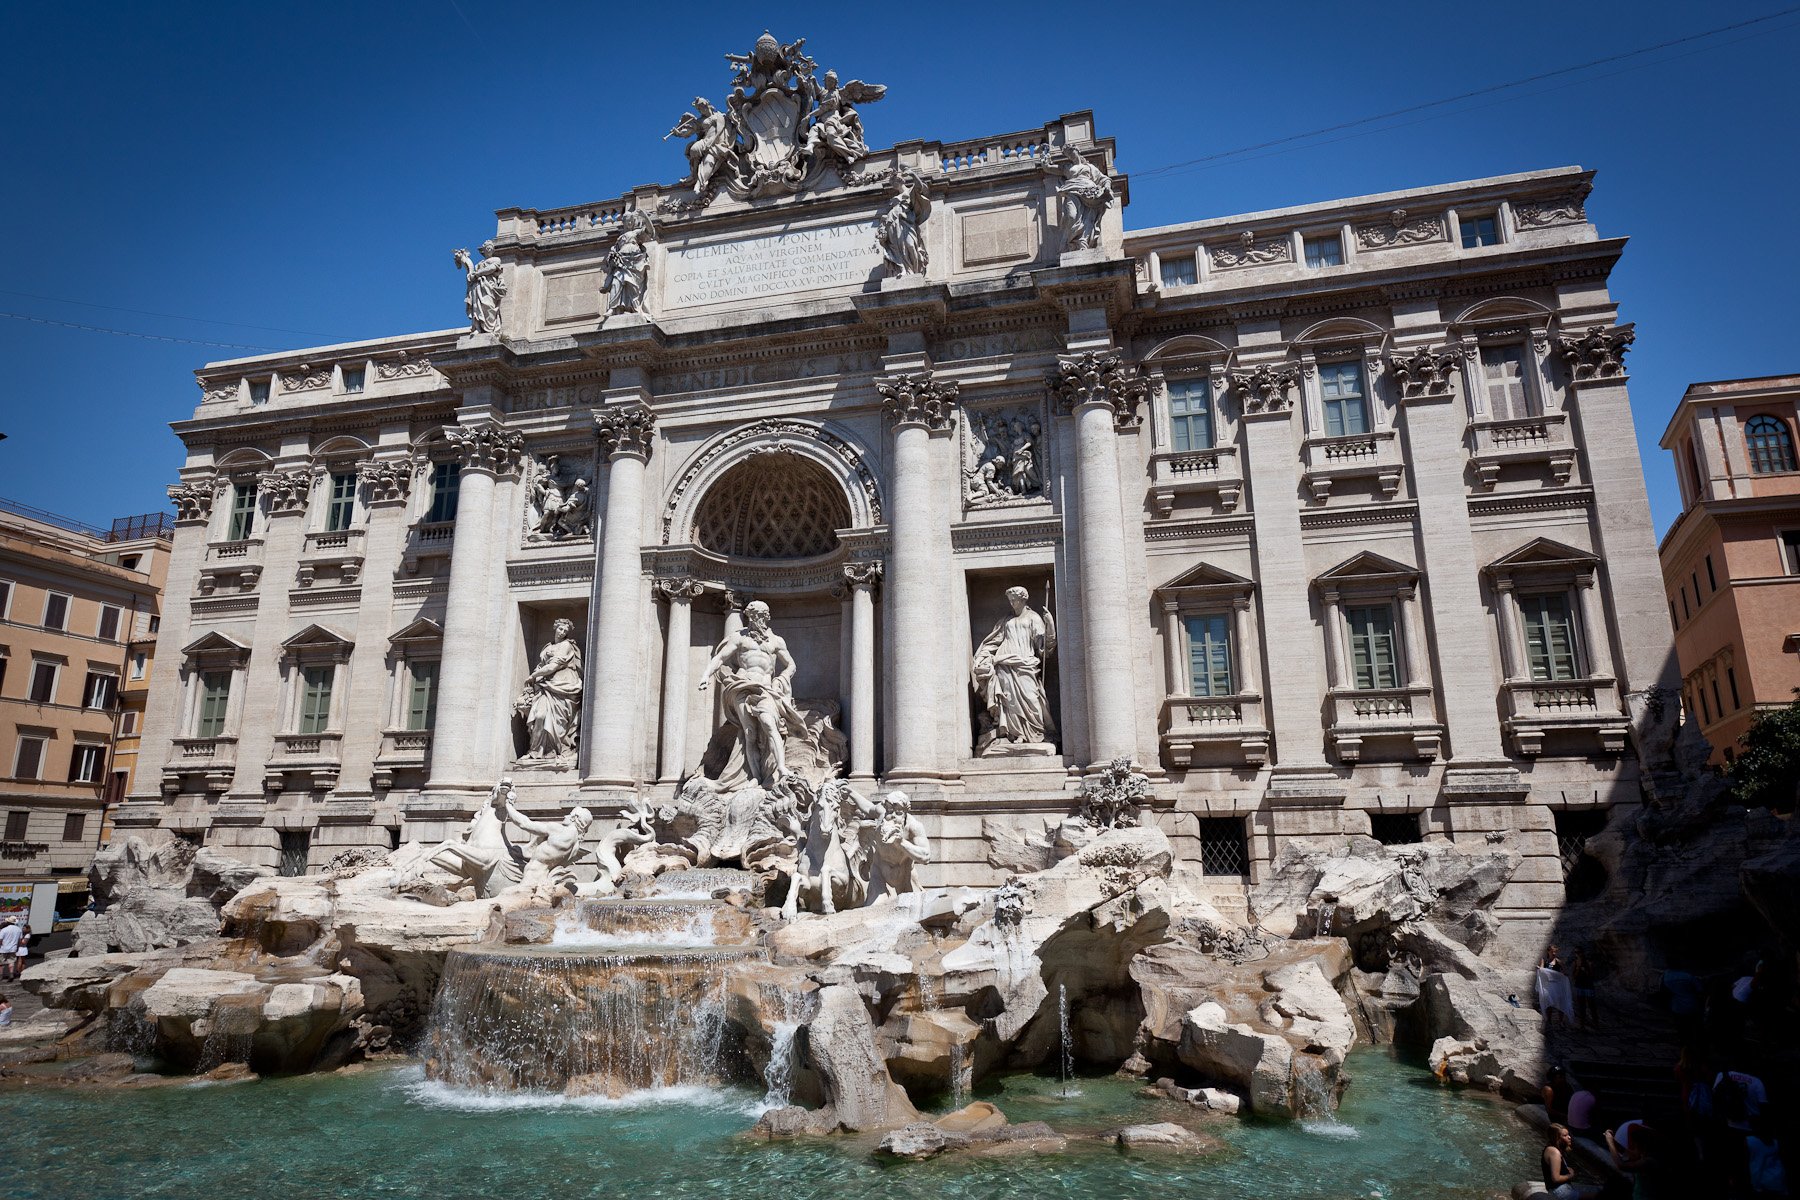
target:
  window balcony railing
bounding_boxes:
[298,527,367,588]
[1467,412,1575,489]
[1299,429,1403,501]
[372,728,433,792]
[1502,676,1627,756]
[265,731,343,793]
[1327,685,1441,762]
[161,735,237,795]
[401,520,456,575]
[1148,445,1244,517]
[1160,693,1269,767]
[198,538,265,595]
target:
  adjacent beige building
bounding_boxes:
[0,501,171,887]
[122,45,1676,949]
[1658,375,1800,763]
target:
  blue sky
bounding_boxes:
[3,1,1797,536]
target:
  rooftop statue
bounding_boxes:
[603,211,656,321]
[875,168,931,278]
[452,241,505,334]
[1046,148,1115,252]
[665,32,886,206]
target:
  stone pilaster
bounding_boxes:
[585,400,656,789]
[1048,351,1148,766]
[877,372,957,781]
[1391,346,1507,762]
[424,420,523,792]
[333,450,417,800]
[652,576,703,782]
[229,471,312,797]
[845,560,882,781]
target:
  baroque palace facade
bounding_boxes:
[123,36,1674,939]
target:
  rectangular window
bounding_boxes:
[1303,234,1343,268]
[407,660,440,731]
[1345,604,1399,690]
[228,483,258,541]
[13,739,44,782]
[82,671,116,710]
[1184,614,1234,698]
[42,592,69,631]
[1167,379,1215,452]
[197,671,232,737]
[1318,362,1370,436]
[68,743,103,783]
[4,811,28,840]
[1520,592,1580,682]
[1728,667,1741,709]
[278,831,311,878]
[106,771,127,807]
[1681,588,1690,620]
[97,604,121,641]
[1781,530,1800,575]
[425,462,461,524]
[1370,812,1422,846]
[1668,599,1678,630]
[1691,573,1701,608]
[29,661,58,704]
[1699,688,1712,724]
[1159,256,1197,287]
[325,472,357,532]
[1479,344,1535,420]
[342,367,365,394]
[1460,213,1500,248]
[249,379,271,405]
[119,711,137,736]
[298,664,334,734]
[62,813,86,842]
[131,652,147,680]
[1705,554,1716,592]
[0,579,11,619]
[1198,817,1249,878]
[1711,677,1724,719]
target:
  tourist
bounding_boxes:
[1570,949,1598,1028]
[1544,1066,1575,1124]
[1605,1119,1654,1178]
[1543,1124,1601,1199]
[1567,1086,1599,1136]
[1714,1065,1768,1136]
[14,922,28,977]
[0,918,21,982]
[1542,944,1564,972]
[0,998,12,1027]
[1746,1117,1790,1197]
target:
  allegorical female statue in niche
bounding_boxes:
[514,618,583,766]
[970,585,1057,753]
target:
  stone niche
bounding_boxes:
[508,601,589,770]
[965,568,1062,758]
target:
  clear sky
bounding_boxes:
[3,1,1796,537]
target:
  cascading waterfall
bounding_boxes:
[1057,983,1074,1098]
[917,971,968,1109]
[1314,899,1339,938]
[762,1022,799,1108]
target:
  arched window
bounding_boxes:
[1746,415,1797,474]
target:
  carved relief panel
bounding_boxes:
[522,453,596,545]
[961,399,1051,511]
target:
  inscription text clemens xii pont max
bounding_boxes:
[664,220,884,308]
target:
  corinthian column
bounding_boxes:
[877,372,959,781]
[653,576,703,782]
[585,402,656,789]
[425,421,523,791]
[1049,352,1149,765]
[844,560,882,781]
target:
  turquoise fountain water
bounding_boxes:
[0,1049,1535,1199]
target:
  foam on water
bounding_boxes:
[399,1070,762,1117]
[548,907,718,949]
[1300,1119,1361,1140]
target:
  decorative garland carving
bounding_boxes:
[257,469,315,514]
[1209,230,1293,270]
[443,422,526,474]
[1388,348,1461,399]
[200,382,239,404]
[1354,208,1445,250]
[357,459,414,504]
[877,372,960,431]
[279,365,331,392]
[1514,184,1591,229]
[594,403,657,459]
[1230,363,1300,414]
[1557,325,1633,382]
[376,355,434,381]
[1048,352,1149,428]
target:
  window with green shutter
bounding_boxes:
[407,660,439,731]
[425,462,461,523]
[228,483,258,541]
[198,671,232,737]
[298,664,334,734]
[1319,362,1369,437]
[1167,379,1214,452]
[1520,592,1580,681]
[1345,604,1399,690]
[1184,614,1233,697]
[325,472,357,532]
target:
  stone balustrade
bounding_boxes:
[1326,685,1442,762]
[1502,677,1628,756]
[1467,412,1575,488]
[1148,445,1243,517]
[1300,430,1403,501]
[1160,694,1269,767]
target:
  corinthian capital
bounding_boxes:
[443,421,525,475]
[166,479,220,524]
[257,469,315,514]
[1048,352,1149,428]
[651,576,705,603]
[843,560,884,591]
[1557,324,1634,383]
[594,402,656,459]
[1230,363,1300,415]
[1388,347,1460,400]
[877,372,959,431]
[357,459,414,504]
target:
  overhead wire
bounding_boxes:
[0,312,279,353]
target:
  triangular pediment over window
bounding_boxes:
[182,630,251,657]
[387,618,444,651]
[281,624,354,652]
[1155,561,1254,602]
[1317,551,1418,587]
[1487,538,1598,575]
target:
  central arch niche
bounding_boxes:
[692,453,851,560]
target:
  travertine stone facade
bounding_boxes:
[124,54,1675,944]
[1658,375,1800,763]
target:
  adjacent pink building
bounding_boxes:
[1659,375,1800,762]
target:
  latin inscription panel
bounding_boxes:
[665,220,882,309]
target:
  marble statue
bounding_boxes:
[964,409,1045,505]
[500,794,594,900]
[875,168,931,278]
[666,97,739,196]
[802,69,886,166]
[603,212,654,320]
[697,600,815,790]
[595,795,658,889]
[866,790,930,903]
[782,778,880,917]
[1046,149,1114,252]
[427,779,525,898]
[525,455,592,542]
[514,619,583,766]
[971,585,1058,753]
[452,242,505,334]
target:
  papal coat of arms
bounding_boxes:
[664,32,886,205]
